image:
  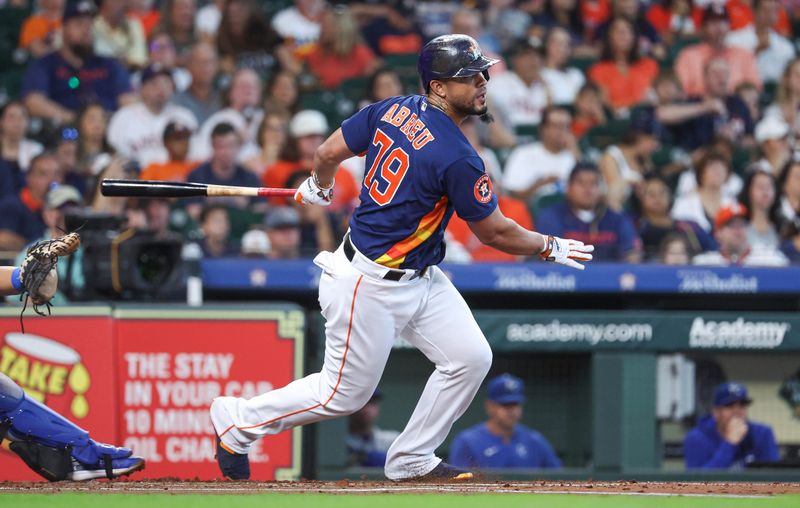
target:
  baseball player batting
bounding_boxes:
[210,34,594,481]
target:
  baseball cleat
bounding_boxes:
[215,434,250,480]
[68,455,145,481]
[409,461,475,481]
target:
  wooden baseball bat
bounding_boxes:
[100,179,297,198]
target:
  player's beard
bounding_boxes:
[453,96,489,120]
[68,42,94,60]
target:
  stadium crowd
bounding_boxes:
[2,0,800,267]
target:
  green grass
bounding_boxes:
[2,493,800,508]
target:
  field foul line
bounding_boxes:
[0,485,770,498]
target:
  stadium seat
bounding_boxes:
[0,68,25,102]
[650,144,676,170]
[299,90,355,129]
[340,77,370,105]
[567,56,596,73]
[582,119,631,150]
[225,206,265,243]
[530,192,565,219]
[515,124,539,143]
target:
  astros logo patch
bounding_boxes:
[473,174,493,204]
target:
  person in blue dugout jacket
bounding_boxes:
[684,381,780,469]
[449,373,562,469]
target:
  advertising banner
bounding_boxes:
[474,311,800,352]
[0,307,116,481]
[114,306,304,480]
[202,259,800,294]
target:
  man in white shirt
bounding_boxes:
[502,106,578,202]
[693,203,789,266]
[107,65,197,168]
[486,41,549,130]
[725,0,795,84]
[271,0,325,52]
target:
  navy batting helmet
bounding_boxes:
[418,34,499,93]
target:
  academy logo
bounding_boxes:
[474,174,493,203]
[688,317,790,349]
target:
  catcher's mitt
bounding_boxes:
[18,232,81,331]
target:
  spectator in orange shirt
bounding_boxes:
[726,0,790,35]
[306,6,380,91]
[580,0,612,38]
[19,0,64,58]
[588,16,659,113]
[645,0,704,44]
[139,121,198,181]
[262,110,360,212]
[674,4,761,97]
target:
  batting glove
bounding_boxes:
[540,235,594,270]
[294,174,334,206]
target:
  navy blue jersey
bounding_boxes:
[22,52,132,112]
[341,95,498,269]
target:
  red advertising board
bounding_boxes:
[114,307,304,480]
[0,308,117,481]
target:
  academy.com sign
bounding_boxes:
[506,320,653,345]
[689,317,790,349]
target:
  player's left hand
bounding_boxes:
[540,235,594,270]
[294,175,334,206]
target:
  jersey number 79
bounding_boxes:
[364,128,410,206]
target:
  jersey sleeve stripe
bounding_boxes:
[374,196,449,268]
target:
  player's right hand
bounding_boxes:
[540,235,594,270]
[294,175,334,206]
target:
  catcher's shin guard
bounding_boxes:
[0,373,144,481]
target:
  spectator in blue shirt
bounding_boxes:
[536,163,643,262]
[184,122,265,220]
[684,382,780,469]
[449,374,561,470]
[21,0,134,125]
[0,153,58,251]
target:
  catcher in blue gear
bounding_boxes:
[0,233,144,481]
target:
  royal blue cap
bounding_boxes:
[713,382,752,407]
[487,373,525,405]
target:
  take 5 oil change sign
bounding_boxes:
[114,307,305,480]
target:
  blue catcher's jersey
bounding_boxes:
[341,95,498,269]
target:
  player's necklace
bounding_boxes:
[427,100,448,115]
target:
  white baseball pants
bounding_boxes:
[210,242,492,480]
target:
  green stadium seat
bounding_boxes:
[530,192,565,219]
[225,206,264,243]
[383,53,419,70]
[761,81,778,108]
[567,56,596,73]
[731,145,756,176]
[340,77,370,105]
[650,144,675,170]
[582,119,631,150]
[0,68,25,101]
[515,123,539,142]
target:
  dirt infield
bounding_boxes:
[3,480,800,496]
